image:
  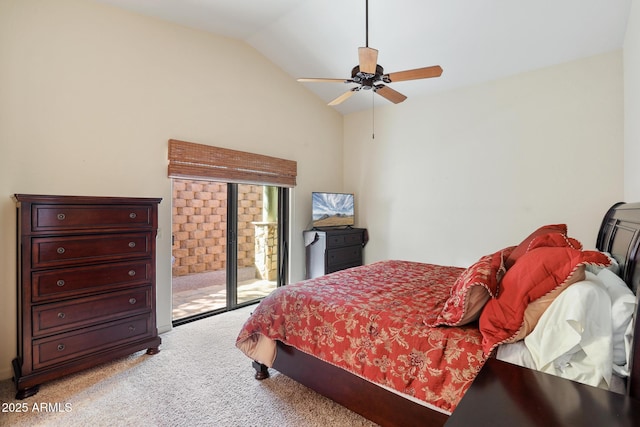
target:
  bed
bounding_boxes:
[236,202,640,426]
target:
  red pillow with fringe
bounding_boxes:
[427,246,514,327]
[526,231,582,251]
[505,224,567,269]
[479,245,610,355]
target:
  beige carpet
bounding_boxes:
[0,305,376,426]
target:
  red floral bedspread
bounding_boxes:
[236,260,487,413]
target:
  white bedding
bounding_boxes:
[497,270,636,393]
[524,279,612,388]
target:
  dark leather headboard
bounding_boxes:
[596,202,640,398]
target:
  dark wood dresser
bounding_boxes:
[12,194,162,399]
[303,227,368,279]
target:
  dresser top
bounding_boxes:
[13,194,162,205]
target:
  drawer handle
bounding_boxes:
[57,344,65,352]
[129,212,137,219]
[128,325,136,333]
[56,280,65,287]
[57,247,65,254]
[129,298,137,305]
[128,270,136,277]
[57,312,65,319]
[128,242,136,248]
[57,213,66,221]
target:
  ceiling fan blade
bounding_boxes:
[297,78,350,83]
[374,85,407,104]
[358,47,378,74]
[385,65,443,82]
[328,89,358,106]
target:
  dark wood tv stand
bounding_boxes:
[303,227,368,279]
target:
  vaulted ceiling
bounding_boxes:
[95,0,632,114]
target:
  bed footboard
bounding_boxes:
[252,341,448,427]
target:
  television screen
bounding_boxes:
[312,192,355,228]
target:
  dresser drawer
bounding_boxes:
[32,287,151,337]
[326,231,364,248]
[32,261,152,303]
[32,233,151,269]
[31,204,154,232]
[32,314,152,370]
[327,246,362,271]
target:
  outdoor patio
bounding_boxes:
[172,269,276,319]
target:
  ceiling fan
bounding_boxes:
[297,0,443,106]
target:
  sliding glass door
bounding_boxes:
[229,184,281,307]
[171,180,288,325]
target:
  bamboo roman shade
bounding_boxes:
[168,139,297,187]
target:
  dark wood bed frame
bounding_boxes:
[252,202,640,427]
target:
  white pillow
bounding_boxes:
[496,341,536,369]
[596,268,637,371]
[524,279,613,388]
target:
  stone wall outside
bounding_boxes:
[172,180,265,277]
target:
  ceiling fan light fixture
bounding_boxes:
[297,0,443,107]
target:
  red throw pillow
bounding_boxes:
[510,265,585,342]
[505,224,567,269]
[427,246,514,327]
[479,245,610,355]
[528,232,582,251]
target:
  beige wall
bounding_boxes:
[625,0,640,201]
[344,51,624,268]
[0,0,343,380]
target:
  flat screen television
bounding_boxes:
[312,192,355,228]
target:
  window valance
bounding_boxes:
[168,139,297,187]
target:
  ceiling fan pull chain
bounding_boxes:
[372,90,375,139]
